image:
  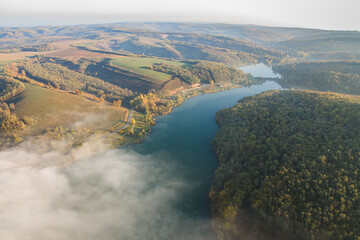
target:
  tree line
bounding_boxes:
[22,59,134,102]
[148,60,249,85]
[0,75,25,102]
[274,61,360,95]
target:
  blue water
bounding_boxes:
[125,81,282,219]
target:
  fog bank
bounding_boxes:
[0,139,215,240]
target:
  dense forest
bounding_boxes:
[0,43,54,53]
[129,60,250,117]
[20,43,54,52]
[0,76,25,101]
[22,59,134,102]
[0,102,30,145]
[148,60,249,85]
[210,90,360,240]
[273,61,360,95]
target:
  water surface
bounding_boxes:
[238,63,281,78]
[124,80,282,236]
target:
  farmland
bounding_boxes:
[7,83,128,134]
[111,56,187,84]
[0,39,122,61]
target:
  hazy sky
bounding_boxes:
[0,0,359,30]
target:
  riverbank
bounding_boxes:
[103,80,253,147]
[103,64,281,148]
[122,80,283,237]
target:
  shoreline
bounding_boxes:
[106,81,249,147]
[109,77,273,148]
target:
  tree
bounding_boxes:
[99,97,105,103]
[113,99,122,108]
[9,103,15,110]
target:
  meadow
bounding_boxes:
[7,83,128,134]
[111,56,187,84]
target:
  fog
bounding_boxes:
[0,138,216,240]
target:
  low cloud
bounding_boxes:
[0,139,215,240]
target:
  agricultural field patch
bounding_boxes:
[111,56,187,83]
[47,46,122,59]
[7,83,128,134]
[0,39,120,61]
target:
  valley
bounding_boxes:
[0,21,360,240]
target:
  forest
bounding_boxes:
[0,102,31,146]
[210,90,360,240]
[0,76,25,101]
[148,60,249,85]
[21,59,134,102]
[20,43,54,52]
[0,43,54,53]
[273,61,360,95]
[128,60,250,117]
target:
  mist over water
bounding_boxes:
[0,140,216,240]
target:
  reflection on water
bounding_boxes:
[126,81,282,221]
[238,63,281,78]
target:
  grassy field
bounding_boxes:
[111,56,187,84]
[7,83,128,134]
[0,40,120,61]
[107,110,152,146]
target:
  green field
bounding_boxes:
[111,57,187,83]
[8,83,128,134]
[107,111,152,146]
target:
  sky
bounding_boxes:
[0,0,359,30]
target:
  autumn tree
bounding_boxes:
[112,99,122,108]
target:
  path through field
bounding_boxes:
[103,108,135,138]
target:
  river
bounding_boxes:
[123,64,282,237]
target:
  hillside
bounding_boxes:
[273,61,360,95]
[2,23,360,62]
[0,75,25,101]
[108,33,284,65]
[277,32,360,60]
[210,90,360,240]
[0,24,288,65]
[149,60,248,85]
[54,57,171,93]
[21,59,134,101]
[6,83,127,134]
